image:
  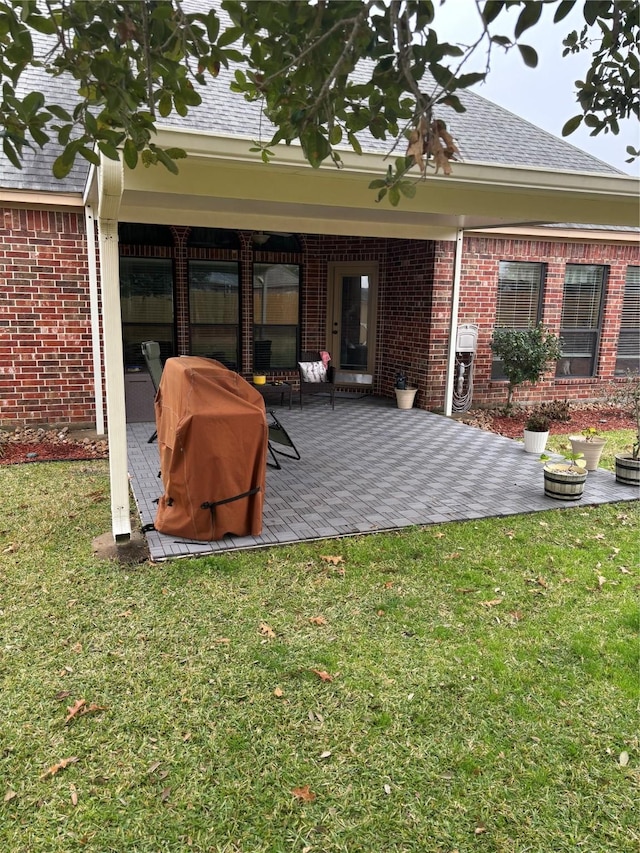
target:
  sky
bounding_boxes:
[432,0,639,176]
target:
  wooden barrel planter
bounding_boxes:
[543,463,587,501]
[615,454,640,487]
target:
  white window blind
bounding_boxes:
[494,261,544,328]
[188,260,239,370]
[491,262,544,379]
[556,264,606,378]
[616,265,640,374]
[253,263,300,369]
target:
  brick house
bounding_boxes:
[1,61,638,539]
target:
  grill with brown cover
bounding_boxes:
[153,357,267,541]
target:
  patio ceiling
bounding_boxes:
[87,128,640,241]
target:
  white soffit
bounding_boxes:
[98,128,639,238]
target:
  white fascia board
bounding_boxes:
[0,188,84,207]
[132,127,640,229]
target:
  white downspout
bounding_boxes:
[84,204,105,436]
[444,228,464,417]
[97,154,130,541]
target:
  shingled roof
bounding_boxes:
[0,15,625,196]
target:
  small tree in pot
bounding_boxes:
[491,324,562,413]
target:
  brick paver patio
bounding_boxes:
[127,396,637,561]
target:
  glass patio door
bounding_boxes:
[327,263,378,375]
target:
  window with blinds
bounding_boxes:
[253,264,300,369]
[616,266,640,375]
[555,264,606,378]
[491,261,545,380]
[120,257,175,369]
[188,261,240,370]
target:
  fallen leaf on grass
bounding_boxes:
[273,686,284,698]
[620,567,632,575]
[147,761,162,775]
[160,787,171,802]
[41,757,79,779]
[456,587,476,594]
[292,785,316,802]
[259,622,276,639]
[319,750,331,759]
[597,575,607,589]
[70,784,78,806]
[474,824,487,835]
[213,637,231,644]
[433,531,446,539]
[480,598,503,608]
[65,699,106,725]
[508,610,524,622]
[311,669,333,682]
[445,552,461,560]
[383,783,391,795]
[320,555,344,566]
[4,791,17,802]
[309,616,327,626]
[619,751,630,767]
[536,576,548,588]
[54,690,71,701]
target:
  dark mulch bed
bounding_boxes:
[0,428,108,466]
[463,404,635,440]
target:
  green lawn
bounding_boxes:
[0,459,638,853]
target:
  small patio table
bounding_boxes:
[253,381,292,409]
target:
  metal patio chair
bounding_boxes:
[141,340,163,443]
[266,410,301,469]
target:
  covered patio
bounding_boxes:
[127,396,636,561]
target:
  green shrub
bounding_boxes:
[491,324,562,412]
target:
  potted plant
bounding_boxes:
[394,370,417,410]
[568,427,607,471]
[541,452,587,501]
[523,410,550,454]
[609,371,640,486]
[490,323,562,413]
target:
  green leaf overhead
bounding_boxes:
[0,0,636,202]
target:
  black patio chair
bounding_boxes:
[141,340,163,443]
[266,410,301,469]
[297,350,335,409]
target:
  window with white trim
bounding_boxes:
[615,265,640,375]
[491,261,545,380]
[556,264,606,378]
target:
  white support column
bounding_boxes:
[444,229,464,417]
[84,205,105,436]
[96,155,129,541]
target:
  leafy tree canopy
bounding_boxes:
[1,0,638,203]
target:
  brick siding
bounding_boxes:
[1,205,638,428]
[0,206,95,429]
